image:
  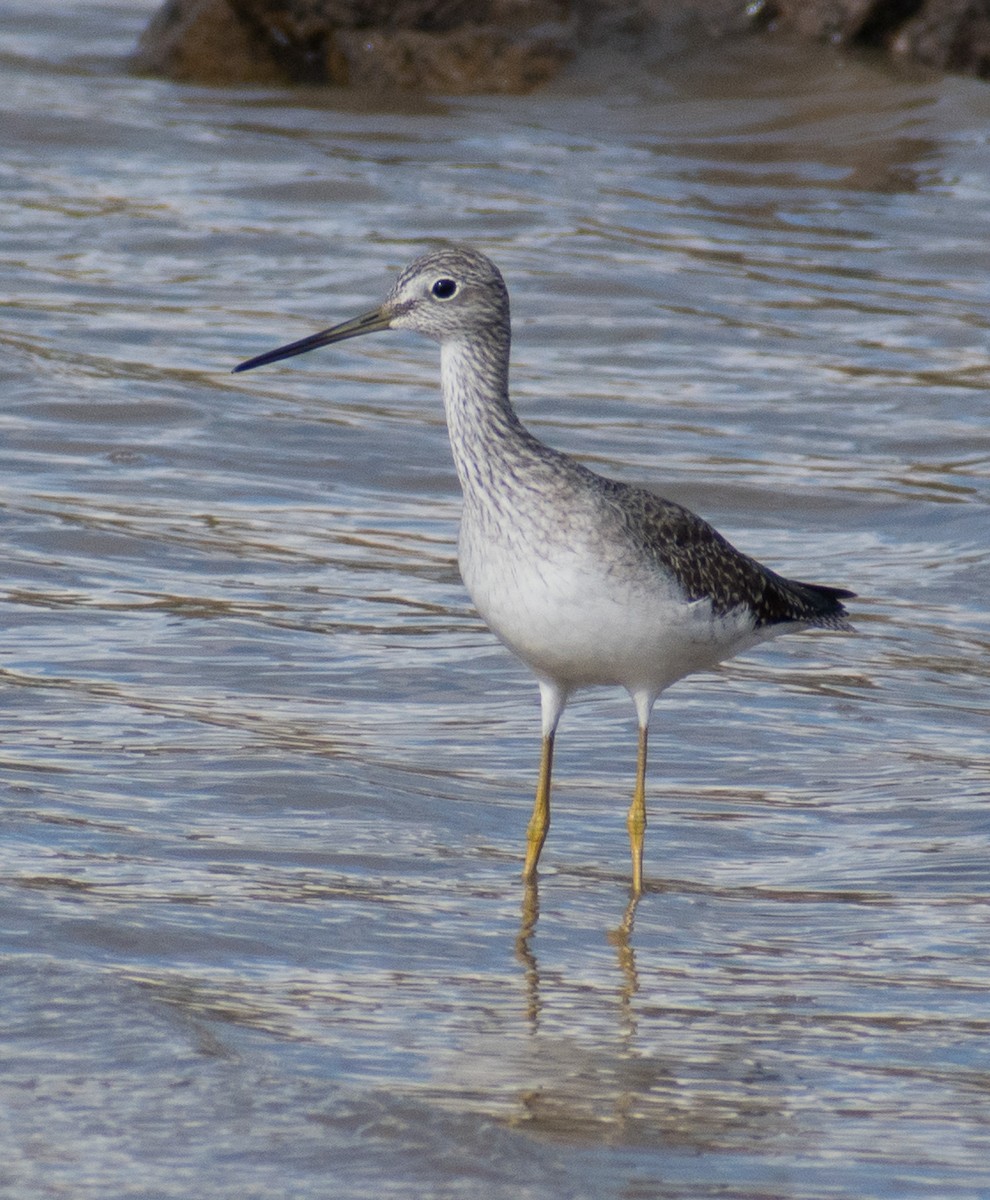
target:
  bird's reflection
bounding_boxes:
[514,878,542,1024]
[508,877,795,1149]
[607,892,641,1040]
[514,878,642,1034]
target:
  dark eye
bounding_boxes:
[431,278,458,300]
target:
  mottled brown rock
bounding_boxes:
[133,0,990,90]
[746,0,881,43]
[746,0,990,78]
[889,1,990,77]
[330,27,572,91]
[132,0,284,84]
[133,0,573,91]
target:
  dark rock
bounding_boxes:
[743,0,990,77]
[889,1,990,77]
[132,0,990,90]
[132,0,283,84]
[133,0,574,91]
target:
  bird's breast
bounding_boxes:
[456,501,759,693]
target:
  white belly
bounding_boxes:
[458,517,764,697]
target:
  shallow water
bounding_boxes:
[2,3,989,1197]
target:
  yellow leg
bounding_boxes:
[626,724,648,895]
[523,731,554,881]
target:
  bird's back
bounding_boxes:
[599,476,854,632]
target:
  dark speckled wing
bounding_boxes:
[605,479,855,631]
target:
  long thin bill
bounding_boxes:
[232,307,392,373]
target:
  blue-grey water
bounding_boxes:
[2,3,989,1198]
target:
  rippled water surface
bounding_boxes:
[2,3,990,1197]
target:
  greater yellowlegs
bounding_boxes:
[234,246,853,894]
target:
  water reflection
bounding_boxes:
[517,879,642,1040]
[515,878,542,1025]
[606,893,642,1043]
[507,879,801,1153]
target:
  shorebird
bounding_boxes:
[234,246,853,894]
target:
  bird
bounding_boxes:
[233,245,853,895]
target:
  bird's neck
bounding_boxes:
[439,334,535,498]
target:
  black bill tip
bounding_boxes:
[232,307,392,374]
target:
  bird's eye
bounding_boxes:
[431,278,458,300]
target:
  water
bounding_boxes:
[2,3,989,1197]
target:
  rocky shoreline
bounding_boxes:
[132,0,990,92]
